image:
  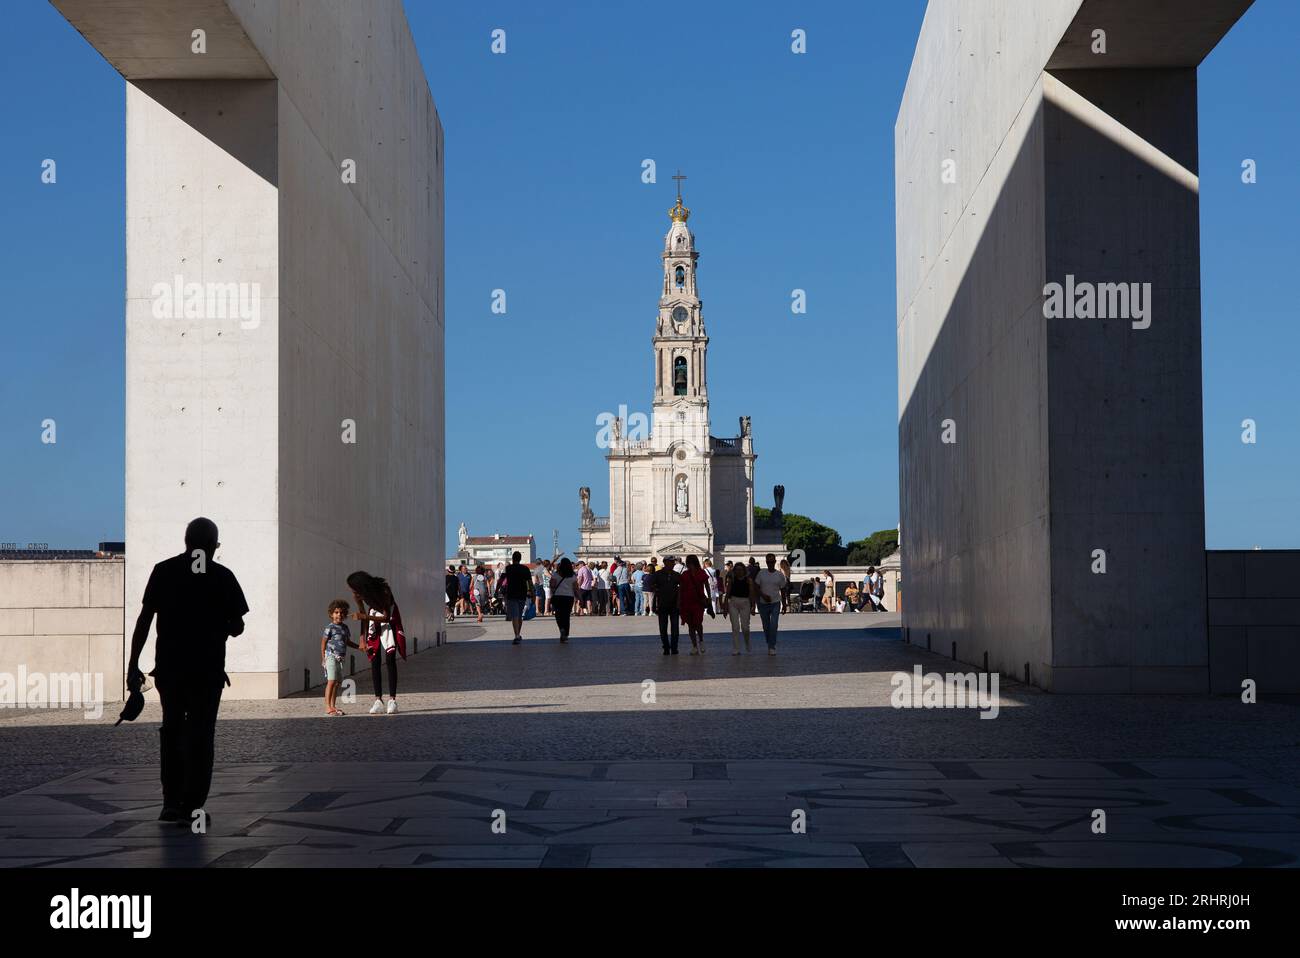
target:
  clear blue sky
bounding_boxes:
[1,0,1296,557]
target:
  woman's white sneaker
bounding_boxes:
[368,699,385,714]
[386,699,399,714]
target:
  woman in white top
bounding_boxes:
[704,559,720,607]
[540,559,553,615]
[472,564,488,623]
[550,557,579,643]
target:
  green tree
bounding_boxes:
[845,528,899,566]
[757,508,846,565]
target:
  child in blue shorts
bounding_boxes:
[321,599,360,715]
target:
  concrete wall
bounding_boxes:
[1208,551,1300,694]
[896,2,1071,688]
[54,0,444,697]
[0,560,125,703]
[895,0,1251,692]
[1042,68,1207,692]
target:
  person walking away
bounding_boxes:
[754,553,787,655]
[724,562,757,654]
[127,517,248,825]
[679,554,714,654]
[550,558,578,642]
[348,571,406,714]
[812,576,825,613]
[652,557,683,654]
[503,551,533,644]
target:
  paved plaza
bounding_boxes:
[2,613,1298,867]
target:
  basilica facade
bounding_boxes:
[576,188,782,564]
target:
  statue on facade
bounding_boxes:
[675,475,689,515]
[739,415,751,438]
[579,486,593,524]
[612,416,621,443]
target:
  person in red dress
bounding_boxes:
[678,553,715,655]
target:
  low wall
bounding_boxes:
[1208,550,1300,694]
[0,559,125,705]
[785,565,900,614]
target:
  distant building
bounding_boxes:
[454,523,534,567]
[575,186,785,566]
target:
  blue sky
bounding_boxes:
[1,0,1296,556]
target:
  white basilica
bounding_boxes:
[577,184,784,564]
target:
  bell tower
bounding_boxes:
[652,172,710,452]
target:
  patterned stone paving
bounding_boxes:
[2,759,1299,867]
[2,615,1299,867]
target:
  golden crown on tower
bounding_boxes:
[669,197,691,223]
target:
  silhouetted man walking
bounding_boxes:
[127,518,248,826]
[651,556,683,654]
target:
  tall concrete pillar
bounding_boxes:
[895,0,1252,692]
[53,0,444,697]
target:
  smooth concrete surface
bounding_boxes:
[1042,67,1207,691]
[1208,550,1300,693]
[52,0,272,79]
[895,0,1253,692]
[0,560,125,702]
[52,1,444,697]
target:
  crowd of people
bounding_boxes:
[119,517,892,829]
[443,553,891,655]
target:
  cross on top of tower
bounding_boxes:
[669,170,690,223]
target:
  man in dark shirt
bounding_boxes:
[503,550,534,644]
[652,556,683,654]
[445,566,459,622]
[127,518,248,826]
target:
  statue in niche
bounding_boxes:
[675,475,689,515]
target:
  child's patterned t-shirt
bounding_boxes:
[323,622,350,659]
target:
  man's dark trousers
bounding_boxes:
[658,603,680,652]
[157,672,224,814]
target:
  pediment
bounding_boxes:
[659,539,710,555]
